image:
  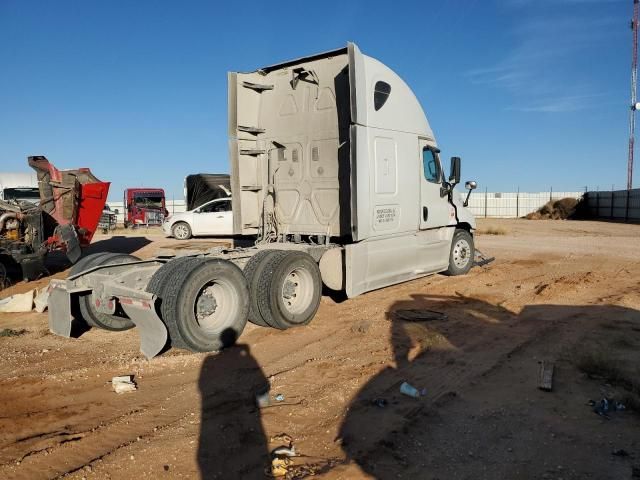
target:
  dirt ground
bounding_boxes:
[1,219,639,480]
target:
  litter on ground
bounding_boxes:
[0,290,35,313]
[112,375,137,394]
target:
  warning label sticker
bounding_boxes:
[373,205,400,230]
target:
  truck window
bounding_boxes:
[3,187,40,202]
[133,195,163,208]
[373,81,391,111]
[422,148,441,183]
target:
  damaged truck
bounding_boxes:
[48,43,478,358]
[0,156,109,289]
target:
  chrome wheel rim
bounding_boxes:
[453,239,471,269]
[281,268,314,316]
[195,279,238,334]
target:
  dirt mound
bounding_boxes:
[525,197,580,220]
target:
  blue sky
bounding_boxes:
[0,0,632,200]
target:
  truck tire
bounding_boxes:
[69,252,113,277]
[242,250,275,327]
[172,222,192,240]
[160,258,249,352]
[146,256,202,348]
[146,256,200,299]
[77,253,141,331]
[0,258,8,290]
[445,229,475,276]
[255,251,322,330]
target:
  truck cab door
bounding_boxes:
[419,140,452,230]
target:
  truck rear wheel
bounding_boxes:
[445,229,474,276]
[255,251,322,330]
[70,252,113,277]
[146,256,202,348]
[0,258,9,290]
[75,253,141,331]
[160,258,249,352]
[146,256,201,300]
[242,250,275,327]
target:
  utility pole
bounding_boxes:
[628,0,639,190]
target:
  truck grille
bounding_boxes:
[145,211,163,225]
[98,213,117,230]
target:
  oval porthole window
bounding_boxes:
[373,81,391,111]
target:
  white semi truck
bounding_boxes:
[48,43,478,358]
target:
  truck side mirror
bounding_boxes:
[463,180,477,207]
[449,157,461,185]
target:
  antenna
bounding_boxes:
[628,0,639,190]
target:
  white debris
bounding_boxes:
[0,289,35,313]
[112,375,137,394]
[34,286,51,313]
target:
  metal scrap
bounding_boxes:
[474,248,495,267]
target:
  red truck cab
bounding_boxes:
[123,188,167,227]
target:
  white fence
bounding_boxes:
[465,191,583,218]
[105,200,187,225]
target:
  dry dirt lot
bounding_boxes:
[0,219,639,480]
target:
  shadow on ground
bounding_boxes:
[198,330,270,479]
[84,236,152,255]
[339,294,640,479]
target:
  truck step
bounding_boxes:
[241,81,274,92]
[237,125,266,135]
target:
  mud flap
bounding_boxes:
[120,298,168,359]
[48,283,88,337]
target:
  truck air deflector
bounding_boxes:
[257,46,348,74]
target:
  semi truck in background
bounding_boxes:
[123,188,168,227]
[48,43,478,359]
[0,172,40,204]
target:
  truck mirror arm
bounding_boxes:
[463,190,472,207]
[463,180,477,207]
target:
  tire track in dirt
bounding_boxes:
[0,382,195,480]
[0,303,367,479]
[2,222,639,479]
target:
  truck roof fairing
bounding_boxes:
[241,42,433,139]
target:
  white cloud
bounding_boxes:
[466,14,623,112]
[507,93,612,112]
